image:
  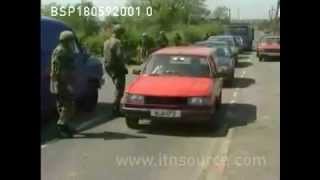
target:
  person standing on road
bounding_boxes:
[157,31,169,48]
[50,31,76,138]
[173,32,182,46]
[203,32,210,40]
[103,24,128,116]
[140,32,155,61]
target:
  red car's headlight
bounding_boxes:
[125,93,145,104]
[188,97,211,106]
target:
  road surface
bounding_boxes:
[41,42,279,180]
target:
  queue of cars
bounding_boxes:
[42,16,277,130]
[121,33,258,129]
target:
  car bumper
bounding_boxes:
[259,52,280,57]
[121,105,214,122]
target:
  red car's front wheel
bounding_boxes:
[125,117,141,129]
[216,92,222,109]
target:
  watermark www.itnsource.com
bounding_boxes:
[115,153,267,168]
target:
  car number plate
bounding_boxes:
[150,109,181,118]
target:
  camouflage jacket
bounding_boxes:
[157,35,169,48]
[50,44,75,93]
[103,35,128,76]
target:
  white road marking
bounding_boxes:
[235,88,240,92]
[241,71,246,76]
[204,127,234,180]
[232,92,238,98]
[262,115,270,120]
[229,100,236,104]
[41,145,47,149]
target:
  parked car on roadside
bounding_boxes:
[208,35,239,65]
[121,47,224,129]
[41,16,104,120]
[256,35,280,61]
[193,41,235,85]
[213,47,235,86]
[234,36,245,53]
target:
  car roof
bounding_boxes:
[41,16,69,28]
[206,40,228,44]
[153,46,214,57]
[212,35,234,39]
[263,35,280,39]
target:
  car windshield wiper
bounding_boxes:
[163,71,185,76]
[149,73,161,76]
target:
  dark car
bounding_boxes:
[208,35,239,65]
[194,40,238,66]
[193,41,235,85]
[41,16,104,120]
[224,23,255,51]
[234,36,245,52]
[212,47,235,86]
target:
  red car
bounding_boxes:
[121,47,224,129]
[256,35,280,61]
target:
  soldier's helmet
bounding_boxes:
[142,32,147,37]
[112,24,125,34]
[59,31,74,41]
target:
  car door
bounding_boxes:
[208,55,223,97]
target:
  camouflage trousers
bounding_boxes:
[137,47,149,63]
[56,84,75,126]
[105,65,127,112]
[112,74,126,111]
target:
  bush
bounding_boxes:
[83,33,106,56]
[78,21,225,60]
[168,23,224,44]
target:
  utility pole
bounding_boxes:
[268,6,273,21]
[275,0,280,20]
[274,0,280,34]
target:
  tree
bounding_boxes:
[212,6,230,22]
[126,0,209,29]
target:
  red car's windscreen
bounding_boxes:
[143,54,211,77]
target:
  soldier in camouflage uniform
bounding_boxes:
[203,32,210,40]
[157,31,169,48]
[173,33,182,46]
[140,32,155,61]
[103,25,128,116]
[50,31,76,138]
